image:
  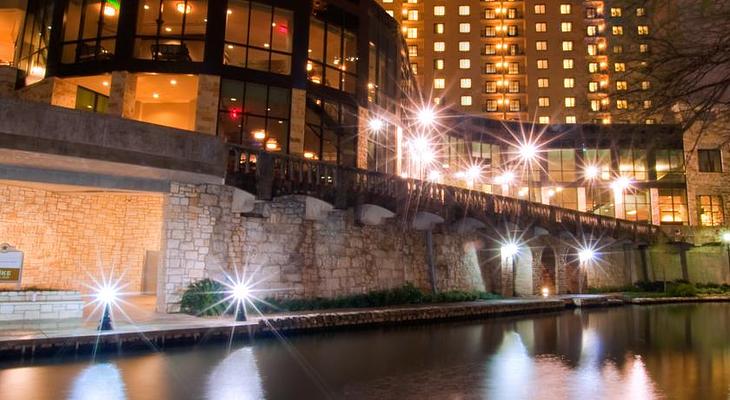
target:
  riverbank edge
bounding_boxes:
[0,295,728,360]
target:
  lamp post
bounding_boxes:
[232,282,249,322]
[96,286,117,331]
[578,248,596,294]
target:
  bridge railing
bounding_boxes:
[227,145,659,239]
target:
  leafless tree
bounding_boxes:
[617,0,730,140]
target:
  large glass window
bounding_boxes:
[307,14,358,94]
[305,95,357,166]
[224,1,293,75]
[217,79,290,152]
[658,188,687,224]
[619,149,648,181]
[16,0,54,84]
[75,86,109,112]
[698,195,724,227]
[582,149,611,180]
[623,189,650,223]
[547,149,576,182]
[135,0,207,61]
[587,189,614,217]
[367,116,397,174]
[655,149,685,182]
[550,188,578,210]
[61,0,118,63]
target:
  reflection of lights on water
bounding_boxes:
[206,347,264,400]
[69,364,126,400]
[487,332,532,400]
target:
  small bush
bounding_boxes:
[634,281,665,292]
[256,283,501,314]
[180,279,230,316]
[666,282,697,297]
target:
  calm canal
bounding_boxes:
[1,303,729,399]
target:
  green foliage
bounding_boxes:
[256,283,501,313]
[666,282,697,297]
[180,279,230,316]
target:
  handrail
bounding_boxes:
[227,145,659,239]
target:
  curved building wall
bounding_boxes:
[12,0,415,169]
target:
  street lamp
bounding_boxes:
[577,247,596,294]
[96,285,118,331]
[232,282,250,322]
[518,142,538,201]
[368,117,383,132]
[584,165,599,180]
[416,106,436,127]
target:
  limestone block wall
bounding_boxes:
[0,184,163,292]
[160,183,489,312]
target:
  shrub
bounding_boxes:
[666,282,697,297]
[256,283,501,314]
[180,279,230,316]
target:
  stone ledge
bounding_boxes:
[628,296,730,305]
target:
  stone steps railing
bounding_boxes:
[226,145,659,241]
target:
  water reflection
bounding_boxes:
[0,304,728,399]
[69,363,126,400]
[206,347,264,400]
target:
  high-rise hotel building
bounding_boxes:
[378,0,655,124]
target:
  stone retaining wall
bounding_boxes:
[0,290,83,321]
[159,183,491,312]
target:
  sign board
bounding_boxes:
[0,243,23,283]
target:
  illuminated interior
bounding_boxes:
[0,0,25,65]
[133,73,198,131]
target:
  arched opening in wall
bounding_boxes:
[513,247,533,296]
[540,247,557,295]
[564,250,581,294]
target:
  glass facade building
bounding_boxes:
[12,0,416,168]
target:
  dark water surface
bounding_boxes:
[1,303,729,400]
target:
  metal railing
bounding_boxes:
[227,145,659,240]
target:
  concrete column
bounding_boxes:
[554,245,570,294]
[614,189,626,219]
[649,188,660,224]
[194,74,220,135]
[356,106,369,169]
[577,187,587,212]
[500,253,515,297]
[107,71,137,118]
[531,246,544,295]
[288,88,306,156]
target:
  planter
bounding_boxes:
[0,290,84,321]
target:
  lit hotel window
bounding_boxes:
[434,6,445,16]
[458,41,470,52]
[539,116,550,123]
[459,6,470,16]
[560,4,571,14]
[537,59,548,69]
[536,23,547,32]
[610,7,622,17]
[434,78,445,89]
[563,59,574,69]
[434,59,444,69]
[460,78,472,88]
[564,97,575,107]
[459,59,471,69]
[538,78,549,87]
[434,23,444,34]
[459,23,471,33]
[563,78,574,88]
[612,26,624,35]
[536,41,547,51]
[562,41,573,51]
[461,96,472,106]
[434,42,445,52]
[561,22,572,32]
[566,115,576,123]
[538,97,550,107]
[534,4,545,14]
[407,10,418,20]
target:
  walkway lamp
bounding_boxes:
[584,165,599,180]
[368,117,384,132]
[232,282,250,322]
[96,285,118,331]
[417,106,436,128]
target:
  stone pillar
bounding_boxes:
[0,66,17,97]
[554,245,570,294]
[356,106,369,169]
[289,88,306,156]
[194,74,220,135]
[107,71,137,118]
[50,78,77,109]
[500,253,515,297]
[531,246,544,295]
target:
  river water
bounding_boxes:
[0,303,728,400]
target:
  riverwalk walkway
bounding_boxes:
[0,294,728,359]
